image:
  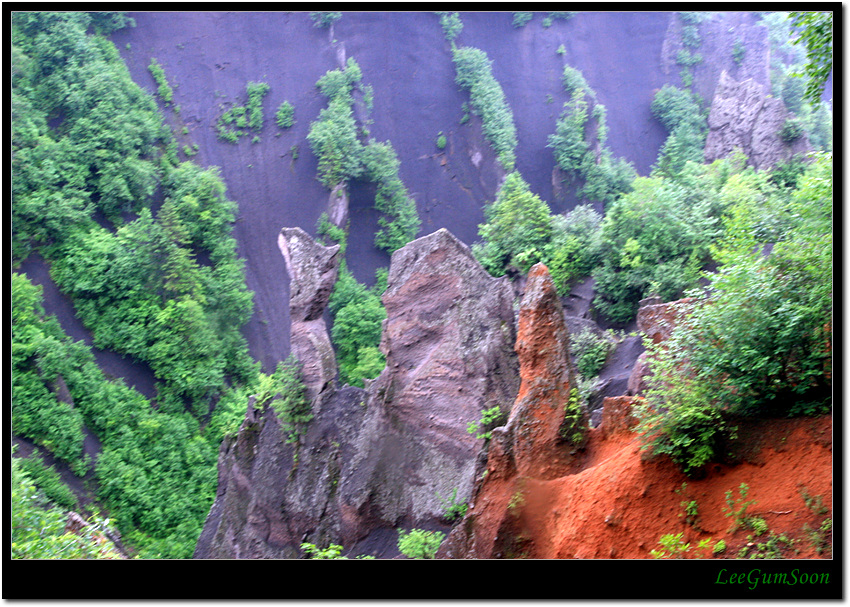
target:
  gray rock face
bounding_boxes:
[195,228,520,558]
[277,227,340,402]
[356,228,520,522]
[704,71,811,170]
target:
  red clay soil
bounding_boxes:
[480,411,833,560]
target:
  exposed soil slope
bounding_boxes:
[509,411,833,559]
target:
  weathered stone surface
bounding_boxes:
[704,71,811,170]
[352,228,519,523]
[504,263,581,478]
[277,227,340,401]
[599,395,640,438]
[636,297,694,345]
[277,227,340,323]
[196,228,520,558]
[440,263,583,559]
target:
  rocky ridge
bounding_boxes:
[195,227,519,558]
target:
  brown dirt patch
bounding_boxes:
[480,414,833,559]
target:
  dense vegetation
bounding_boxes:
[10,11,275,559]
[307,56,421,388]
[216,81,271,143]
[11,455,123,559]
[548,64,637,205]
[11,10,831,559]
[451,45,518,171]
[635,152,832,475]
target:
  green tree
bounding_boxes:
[789,11,833,104]
[635,153,832,474]
[473,171,553,276]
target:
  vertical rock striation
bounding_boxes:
[195,228,519,558]
[440,263,584,558]
[277,227,340,404]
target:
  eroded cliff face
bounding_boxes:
[440,263,585,559]
[440,294,833,560]
[704,71,811,170]
[195,227,519,558]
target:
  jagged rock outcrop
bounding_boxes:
[195,228,519,558]
[277,227,340,403]
[440,263,583,558]
[349,228,519,524]
[704,71,811,170]
[502,263,583,478]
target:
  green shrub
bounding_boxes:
[148,58,173,105]
[634,155,832,475]
[512,12,533,28]
[15,453,78,511]
[397,528,445,559]
[258,356,313,444]
[473,171,553,276]
[438,12,463,42]
[467,405,506,440]
[570,328,610,379]
[436,131,447,150]
[780,118,805,143]
[546,204,606,293]
[275,100,294,129]
[452,46,518,170]
[11,458,122,559]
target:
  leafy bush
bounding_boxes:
[549,66,635,204]
[275,101,295,129]
[546,204,604,293]
[12,458,122,559]
[634,154,832,474]
[257,356,314,444]
[361,140,421,253]
[591,174,720,324]
[397,528,445,559]
[307,97,364,188]
[452,46,518,170]
[438,12,463,42]
[512,12,533,28]
[467,405,507,440]
[148,58,174,105]
[15,452,78,511]
[779,118,805,143]
[473,171,553,276]
[733,38,746,66]
[570,328,611,379]
[650,85,707,178]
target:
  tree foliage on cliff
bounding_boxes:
[789,11,833,105]
[473,171,553,276]
[11,11,260,559]
[452,45,518,171]
[548,65,636,205]
[636,153,833,474]
[309,59,420,254]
